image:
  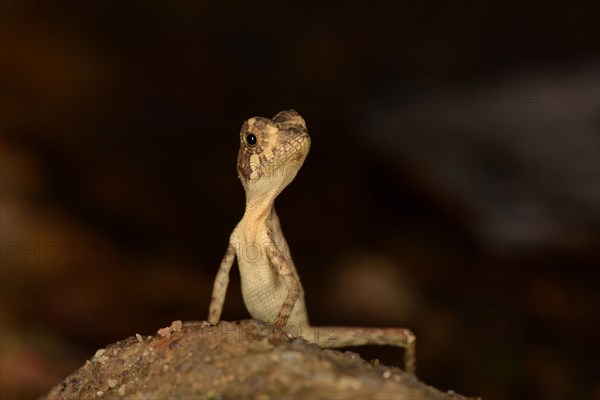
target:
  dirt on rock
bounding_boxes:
[44,320,477,399]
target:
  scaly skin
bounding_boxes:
[207,110,416,374]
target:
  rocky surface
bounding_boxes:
[45,320,476,400]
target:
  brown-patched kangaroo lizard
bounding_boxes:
[207,110,416,373]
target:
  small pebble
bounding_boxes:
[171,320,183,331]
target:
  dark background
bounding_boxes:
[1,1,599,399]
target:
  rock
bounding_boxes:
[45,320,477,399]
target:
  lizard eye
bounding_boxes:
[246,133,257,146]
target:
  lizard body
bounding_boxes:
[208,110,416,373]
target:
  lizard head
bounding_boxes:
[237,110,311,196]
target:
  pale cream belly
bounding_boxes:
[237,247,285,322]
[237,255,309,328]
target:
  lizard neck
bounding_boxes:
[241,187,278,226]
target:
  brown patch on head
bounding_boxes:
[273,110,306,129]
[237,110,310,185]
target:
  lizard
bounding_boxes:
[207,110,416,374]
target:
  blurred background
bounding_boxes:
[1,1,598,399]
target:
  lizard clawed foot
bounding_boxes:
[268,325,292,343]
[241,319,290,343]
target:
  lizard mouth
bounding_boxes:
[258,134,310,177]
